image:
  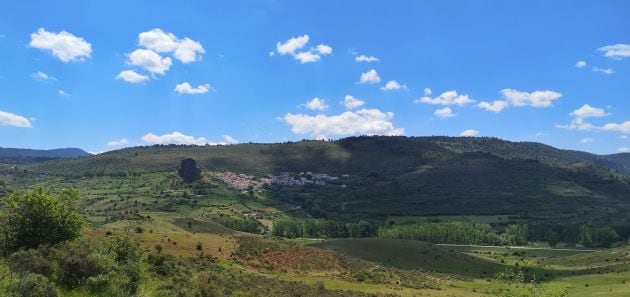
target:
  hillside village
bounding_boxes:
[212,171,348,192]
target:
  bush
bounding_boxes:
[53,242,108,288]
[8,249,54,278]
[15,273,57,297]
[0,187,84,254]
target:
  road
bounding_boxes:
[436,243,598,252]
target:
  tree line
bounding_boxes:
[271,218,377,238]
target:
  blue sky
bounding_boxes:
[0,0,629,154]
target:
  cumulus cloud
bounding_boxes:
[556,104,630,134]
[276,35,310,55]
[173,38,205,63]
[343,95,364,110]
[29,28,92,62]
[580,138,594,144]
[116,70,149,83]
[304,97,328,111]
[478,89,562,113]
[283,108,404,139]
[141,132,236,145]
[355,54,379,63]
[570,104,609,118]
[557,104,609,131]
[619,147,630,153]
[294,51,321,63]
[138,28,205,63]
[477,100,509,113]
[592,67,614,75]
[434,107,455,118]
[598,44,630,59]
[275,34,332,63]
[415,90,474,106]
[31,71,57,81]
[358,69,381,84]
[315,44,333,55]
[460,129,479,137]
[58,90,69,97]
[138,28,179,52]
[126,49,172,75]
[174,82,212,94]
[500,89,562,108]
[107,138,129,147]
[0,109,32,128]
[381,80,407,91]
[222,135,238,144]
[423,88,432,96]
[601,121,630,134]
[141,132,208,145]
[575,61,586,68]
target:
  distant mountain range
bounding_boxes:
[7,137,630,223]
[0,147,90,164]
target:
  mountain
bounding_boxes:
[0,147,90,164]
[19,136,630,224]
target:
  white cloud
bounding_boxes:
[355,54,379,63]
[575,61,586,68]
[601,121,630,134]
[416,90,474,106]
[570,104,608,118]
[141,132,235,145]
[138,28,204,63]
[173,38,205,63]
[343,95,364,110]
[276,35,310,55]
[31,71,57,81]
[380,80,407,91]
[174,82,212,94]
[304,97,328,111]
[358,69,380,84]
[126,49,172,75]
[141,132,208,145]
[555,117,597,131]
[107,138,129,147]
[477,100,509,113]
[592,67,614,75]
[499,89,561,108]
[222,135,238,144]
[294,51,321,63]
[58,90,69,97]
[434,107,455,118]
[598,44,630,59]
[275,35,332,63]
[315,44,333,55]
[619,147,630,153]
[268,51,275,57]
[557,104,609,131]
[29,28,92,62]
[283,108,404,139]
[580,137,594,144]
[138,28,179,52]
[423,88,432,96]
[0,110,32,128]
[460,129,479,137]
[116,70,149,83]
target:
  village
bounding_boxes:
[212,171,349,192]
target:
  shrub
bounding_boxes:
[15,273,57,297]
[8,249,54,278]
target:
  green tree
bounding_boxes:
[500,224,529,246]
[177,158,201,183]
[1,187,84,254]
